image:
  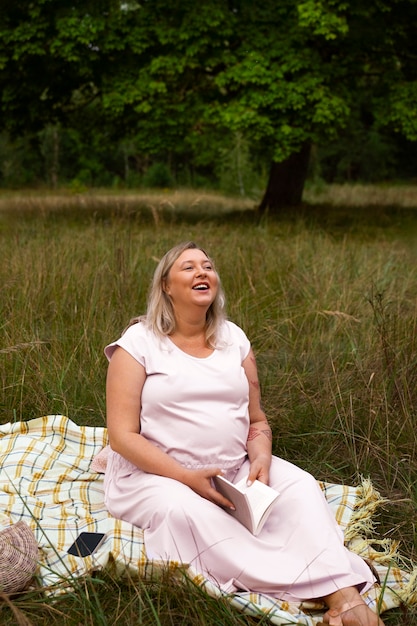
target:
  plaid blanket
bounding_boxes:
[0,415,415,624]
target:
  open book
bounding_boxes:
[213,474,279,536]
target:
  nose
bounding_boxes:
[196,265,207,276]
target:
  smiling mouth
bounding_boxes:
[192,283,209,290]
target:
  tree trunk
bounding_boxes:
[50,125,59,189]
[258,142,311,214]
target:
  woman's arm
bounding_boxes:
[242,348,272,485]
[106,346,234,508]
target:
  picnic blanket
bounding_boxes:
[0,415,416,624]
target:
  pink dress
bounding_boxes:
[103,321,375,601]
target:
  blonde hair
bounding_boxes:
[127,242,226,347]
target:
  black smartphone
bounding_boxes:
[67,532,107,557]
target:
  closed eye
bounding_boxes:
[182,264,213,271]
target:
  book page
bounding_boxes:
[213,475,279,535]
[235,479,279,533]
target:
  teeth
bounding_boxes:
[193,284,208,290]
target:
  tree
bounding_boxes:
[1,1,417,211]
[209,1,417,211]
[0,1,104,133]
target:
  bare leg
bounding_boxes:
[322,587,385,626]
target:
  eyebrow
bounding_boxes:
[179,258,211,267]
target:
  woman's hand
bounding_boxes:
[183,467,235,510]
[246,454,271,486]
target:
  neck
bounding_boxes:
[173,316,206,339]
[169,315,213,357]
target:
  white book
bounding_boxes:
[213,474,279,536]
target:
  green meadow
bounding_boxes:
[0,186,416,624]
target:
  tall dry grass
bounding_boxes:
[304,182,417,208]
[0,186,416,624]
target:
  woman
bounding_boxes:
[104,241,384,626]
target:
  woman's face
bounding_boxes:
[164,248,219,311]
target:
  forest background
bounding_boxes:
[1,0,417,204]
[1,1,417,625]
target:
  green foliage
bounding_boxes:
[382,82,417,141]
[297,1,349,39]
[0,132,42,187]
[316,127,399,183]
[142,163,174,188]
[216,132,263,197]
[0,119,415,191]
[2,0,417,151]
[1,0,417,203]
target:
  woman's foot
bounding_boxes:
[322,601,384,625]
[322,588,385,626]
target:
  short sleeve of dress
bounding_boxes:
[223,321,251,362]
[104,322,149,366]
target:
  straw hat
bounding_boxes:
[0,521,38,594]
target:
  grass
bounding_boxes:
[0,184,416,624]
